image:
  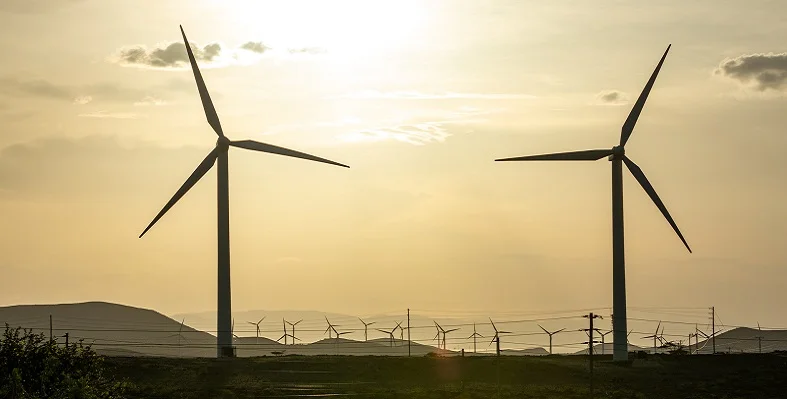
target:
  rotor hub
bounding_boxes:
[609,145,625,160]
[216,136,230,152]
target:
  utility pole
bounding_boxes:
[64,333,69,347]
[407,309,411,357]
[582,313,602,398]
[49,315,53,342]
[710,306,716,354]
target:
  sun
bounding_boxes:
[219,0,428,57]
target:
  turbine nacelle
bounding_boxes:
[609,145,625,161]
[217,136,231,152]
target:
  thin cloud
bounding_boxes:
[78,111,139,119]
[337,107,494,146]
[288,47,327,55]
[73,96,93,105]
[715,52,787,91]
[133,96,167,106]
[333,90,537,100]
[594,90,629,106]
[0,77,169,105]
[239,42,271,54]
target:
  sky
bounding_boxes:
[2,0,787,339]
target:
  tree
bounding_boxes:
[0,325,127,399]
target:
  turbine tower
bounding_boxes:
[441,327,460,350]
[489,318,511,356]
[165,318,188,357]
[538,324,566,355]
[138,26,349,358]
[358,317,376,342]
[376,327,397,347]
[287,319,303,343]
[247,317,265,345]
[643,321,664,354]
[468,323,484,354]
[494,45,691,362]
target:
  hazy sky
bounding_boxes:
[2,0,786,333]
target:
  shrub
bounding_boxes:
[0,324,127,399]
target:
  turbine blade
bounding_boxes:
[230,140,349,168]
[496,149,613,162]
[139,148,218,238]
[555,328,566,334]
[538,324,549,334]
[620,44,671,146]
[180,25,224,137]
[623,156,691,253]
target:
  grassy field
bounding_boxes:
[107,353,787,399]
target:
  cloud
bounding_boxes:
[287,47,327,55]
[594,90,629,105]
[0,77,177,107]
[112,42,223,69]
[109,38,329,70]
[78,111,139,119]
[715,52,787,91]
[239,41,270,54]
[337,107,494,146]
[133,96,167,106]
[73,96,92,105]
[333,90,537,100]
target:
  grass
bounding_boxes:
[106,353,787,398]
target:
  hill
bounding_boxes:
[0,301,216,357]
[693,327,787,354]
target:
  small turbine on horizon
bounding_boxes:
[489,318,511,356]
[358,317,376,342]
[538,324,566,355]
[165,318,188,357]
[494,44,690,363]
[643,321,664,354]
[376,327,397,347]
[137,25,350,358]
[287,319,303,344]
[468,323,484,354]
[247,317,265,345]
[324,316,340,340]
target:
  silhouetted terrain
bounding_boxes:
[108,354,787,399]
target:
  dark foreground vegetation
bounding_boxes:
[1,326,126,399]
[106,352,787,399]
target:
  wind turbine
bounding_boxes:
[358,317,376,342]
[538,324,566,355]
[643,321,663,354]
[595,329,613,355]
[394,321,405,346]
[247,317,265,344]
[324,317,340,340]
[165,318,188,357]
[137,25,350,358]
[756,323,764,354]
[434,321,447,350]
[442,327,460,351]
[287,319,303,344]
[280,319,291,345]
[494,45,691,362]
[489,318,511,356]
[468,323,484,354]
[376,327,396,347]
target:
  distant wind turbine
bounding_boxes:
[538,324,566,355]
[247,317,265,344]
[358,317,376,342]
[376,327,396,347]
[165,318,188,357]
[324,317,340,339]
[595,329,613,355]
[137,25,350,358]
[488,318,511,356]
[394,321,405,346]
[441,327,460,351]
[287,319,303,344]
[495,44,691,362]
[467,323,484,354]
[643,321,664,354]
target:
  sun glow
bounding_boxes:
[219,0,428,57]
